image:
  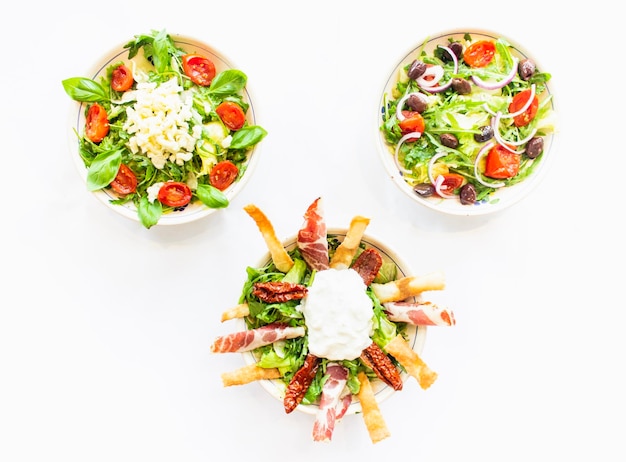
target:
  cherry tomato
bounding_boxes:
[485,144,520,179]
[85,103,109,143]
[437,173,465,195]
[216,101,246,131]
[110,164,137,195]
[209,161,239,191]
[463,40,496,68]
[509,89,539,127]
[157,182,192,207]
[111,64,134,92]
[398,111,425,135]
[181,54,216,86]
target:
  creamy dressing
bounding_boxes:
[300,268,373,361]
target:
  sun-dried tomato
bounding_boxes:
[360,342,403,391]
[252,281,308,303]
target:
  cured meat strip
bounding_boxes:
[351,248,383,286]
[210,322,305,353]
[384,301,456,326]
[284,354,320,413]
[297,197,329,271]
[312,363,348,442]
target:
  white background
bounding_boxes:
[2,1,624,460]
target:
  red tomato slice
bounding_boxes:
[85,103,109,143]
[209,161,239,191]
[485,144,520,179]
[111,64,134,92]
[216,101,246,130]
[509,89,539,127]
[438,173,465,194]
[181,54,216,86]
[157,182,192,207]
[463,40,496,68]
[110,164,137,195]
[398,111,425,135]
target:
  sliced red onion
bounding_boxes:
[417,66,444,88]
[433,174,457,199]
[471,57,519,91]
[418,46,458,94]
[427,151,449,185]
[394,131,421,174]
[396,92,428,122]
[474,141,505,188]
[492,111,536,153]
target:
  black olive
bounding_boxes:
[451,77,471,95]
[414,183,435,197]
[406,94,428,113]
[448,41,463,59]
[459,183,477,205]
[525,137,544,159]
[518,58,536,81]
[408,60,427,80]
[474,125,494,143]
[439,133,459,149]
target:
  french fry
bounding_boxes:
[370,271,445,303]
[221,363,282,387]
[329,215,370,269]
[357,371,391,444]
[244,204,294,273]
[220,303,250,322]
[384,335,438,390]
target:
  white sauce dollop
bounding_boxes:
[300,268,373,361]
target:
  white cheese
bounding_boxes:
[300,268,373,361]
[121,77,201,169]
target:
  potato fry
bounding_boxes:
[384,335,438,390]
[329,215,370,269]
[244,204,294,273]
[370,271,445,303]
[220,303,250,322]
[357,371,391,443]
[221,363,282,387]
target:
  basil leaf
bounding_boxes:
[138,195,162,229]
[208,70,247,96]
[62,77,109,103]
[196,184,229,208]
[230,126,268,150]
[86,149,122,191]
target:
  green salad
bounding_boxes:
[62,29,267,228]
[380,32,555,205]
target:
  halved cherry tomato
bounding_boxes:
[110,164,137,195]
[437,173,465,195]
[181,54,216,86]
[209,161,239,191]
[216,101,246,130]
[85,103,109,143]
[485,144,520,179]
[157,182,192,207]
[398,111,425,135]
[111,64,134,92]
[463,40,496,68]
[509,89,539,127]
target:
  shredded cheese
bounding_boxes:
[121,77,202,169]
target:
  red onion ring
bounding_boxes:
[433,174,457,199]
[505,84,536,119]
[418,46,458,94]
[471,57,519,91]
[492,111,536,153]
[394,131,421,174]
[396,92,428,122]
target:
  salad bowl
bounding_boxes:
[376,28,557,216]
[241,228,426,416]
[65,30,265,227]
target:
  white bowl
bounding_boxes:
[67,33,262,226]
[240,228,426,416]
[376,28,558,216]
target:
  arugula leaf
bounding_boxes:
[86,149,122,190]
[62,77,109,103]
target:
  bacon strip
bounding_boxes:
[351,248,383,286]
[384,301,456,326]
[297,197,329,271]
[284,354,320,413]
[210,322,305,353]
[312,363,348,442]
